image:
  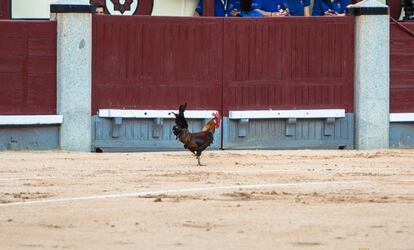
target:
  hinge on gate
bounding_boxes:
[238,118,249,137]
[112,117,123,138]
[285,118,297,136]
[152,118,163,138]
[324,117,336,136]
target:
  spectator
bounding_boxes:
[253,0,310,17]
[90,1,106,15]
[312,0,349,16]
[194,0,238,16]
[230,0,263,17]
[252,0,289,17]
[285,0,310,16]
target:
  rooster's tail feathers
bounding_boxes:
[173,103,188,130]
[179,103,187,116]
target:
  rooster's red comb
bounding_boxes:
[212,111,221,121]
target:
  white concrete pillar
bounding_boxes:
[51,0,94,151]
[347,0,390,150]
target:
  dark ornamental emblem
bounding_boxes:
[112,0,133,14]
[106,0,139,15]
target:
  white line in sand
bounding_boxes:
[0,177,56,182]
[0,180,370,207]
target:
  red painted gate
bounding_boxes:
[92,15,223,113]
[222,17,354,114]
[0,21,56,115]
[390,22,414,113]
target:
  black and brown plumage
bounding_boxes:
[172,103,221,166]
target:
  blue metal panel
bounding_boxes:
[390,123,414,148]
[223,114,354,149]
[92,116,222,152]
[0,125,59,150]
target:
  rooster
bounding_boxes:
[172,103,221,166]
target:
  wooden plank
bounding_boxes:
[98,109,219,119]
[229,109,346,119]
[0,115,62,125]
[0,0,10,19]
[390,113,414,122]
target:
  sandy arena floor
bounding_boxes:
[0,149,413,250]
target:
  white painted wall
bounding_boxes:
[11,0,199,18]
[152,0,198,16]
[12,0,56,19]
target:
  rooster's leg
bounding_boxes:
[196,152,205,166]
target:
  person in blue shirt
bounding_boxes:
[286,0,310,16]
[230,0,263,17]
[312,0,349,16]
[252,0,289,16]
[252,0,310,17]
[194,0,238,16]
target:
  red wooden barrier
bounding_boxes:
[0,17,411,120]
[92,15,223,114]
[0,21,56,115]
[390,22,414,113]
[223,17,355,114]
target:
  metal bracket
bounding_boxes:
[93,119,102,140]
[285,118,297,136]
[324,117,336,136]
[111,117,123,138]
[8,139,19,150]
[152,118,163,138]
[238,118,249,137]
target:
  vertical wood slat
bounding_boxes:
[203,0,215,16]
[0,0,10,19]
